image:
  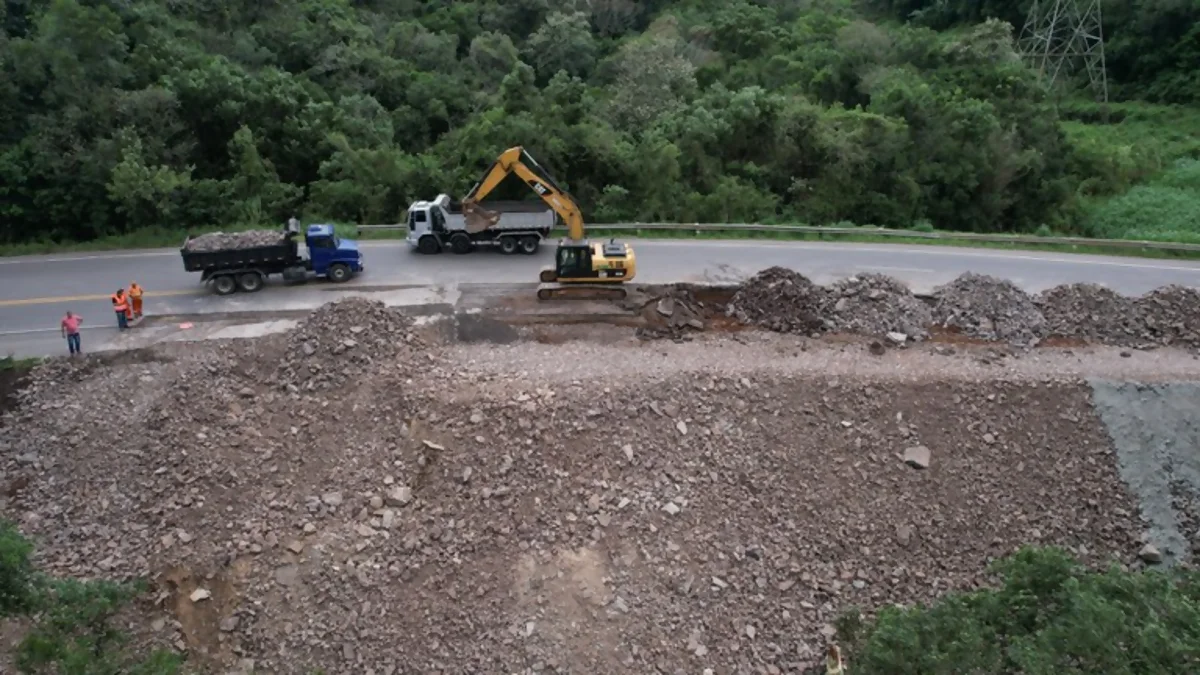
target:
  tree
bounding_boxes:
[525,11,597,81]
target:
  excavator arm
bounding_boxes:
[462,146,586,241]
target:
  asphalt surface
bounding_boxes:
[3,239,1200,358]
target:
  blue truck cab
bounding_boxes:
[305,224,364,279]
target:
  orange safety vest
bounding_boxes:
[129,284,143,298]
[112,293,128,311]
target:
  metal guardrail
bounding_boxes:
[355,222,1200,253]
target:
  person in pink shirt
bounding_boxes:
[61,311,82,355]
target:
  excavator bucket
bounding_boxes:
[462,201,502,233]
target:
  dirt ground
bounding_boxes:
[3,291,1199,674]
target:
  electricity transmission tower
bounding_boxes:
[1017,0,1108,103]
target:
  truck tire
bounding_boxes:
[499,236,518,255]
[418,236,441,255]
[450,233,473,254]
[328,263,351,283]
[518,236,539,254]
[213,275,238,296]
[238,272,264,292]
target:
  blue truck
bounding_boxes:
[181,224,364,295]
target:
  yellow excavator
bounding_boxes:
[461,146,637,301]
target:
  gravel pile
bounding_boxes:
[726,267,828,334]
[1135,285,1200,348]
[932,273,1046,345]
[274,297,421,390]
[0,330,1150,673]
[184,229,288,252]
[1037,283,1145,345]
[825,273,932,339]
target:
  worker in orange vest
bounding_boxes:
[129,281,144,319]
[111,289,129,331]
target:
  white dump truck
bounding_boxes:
[405,193,557,255]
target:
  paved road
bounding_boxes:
[3,239,1200,358]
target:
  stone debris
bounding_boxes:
[1037,283,1147,345]
[274,296,421,390]
[0,272,1188,674]
[1135,285,1200,349]
[183,229,287,252]
[635,285,715,339]
[825,274,932,339]
[903,445,932,469]
[726,267,828,334]
[932,272,1047,345]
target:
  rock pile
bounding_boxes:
[0,339,1151,674]
[931,273,1046,345]
[1135,285,1200,348]
[636,286,713,339]
[727,266,828,334]
[825,273,932,339]
[275,296,420,390]
[1037,283,1143,345]
[183,229,287,252]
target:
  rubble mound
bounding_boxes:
[727,267,828,334]
[183,229,287,252]
[1037,283,1146,345]
[825,273,932,339]
[932,273,1046,345]
[1135,285,1200,348]
[636,286,715,340]
[275,297,420,389]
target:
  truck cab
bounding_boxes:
[305,224,364,280]
[405,196,454,252]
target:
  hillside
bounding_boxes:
[1,0,1198,246]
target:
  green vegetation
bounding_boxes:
[0,356,43,372]
[838,546,1200,674]
[1,0,1198,250]
[0,520,182,674]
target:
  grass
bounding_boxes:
[838,546,1200,674]
[0,355,43,372]
[0,520,184,674]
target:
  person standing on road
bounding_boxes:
[129,281,144,319]
[60,311,82,355]
[111,289,129,331]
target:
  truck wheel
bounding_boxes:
[450,234,473,254]
[499,236,518,255]
[238,272,264,292]
[213,275,238,296]
[519,236,540,254]
[328,263,351,283]
[418,236,441,255]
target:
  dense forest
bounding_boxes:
[1,0,1198,245]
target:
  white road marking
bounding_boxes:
[853,266,935,274]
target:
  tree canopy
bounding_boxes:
[1,0,1197,245]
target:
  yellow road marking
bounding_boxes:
[0,289,196,308]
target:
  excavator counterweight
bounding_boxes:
[463,146,636,298]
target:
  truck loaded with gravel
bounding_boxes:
[181,224,364,295]
[405,193,556,255]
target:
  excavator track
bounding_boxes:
[536,282,628,302]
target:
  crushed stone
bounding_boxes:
[825,273,932,339]
[931,272,1046,345]
[183,229,287,252]
[726,266,828,335]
